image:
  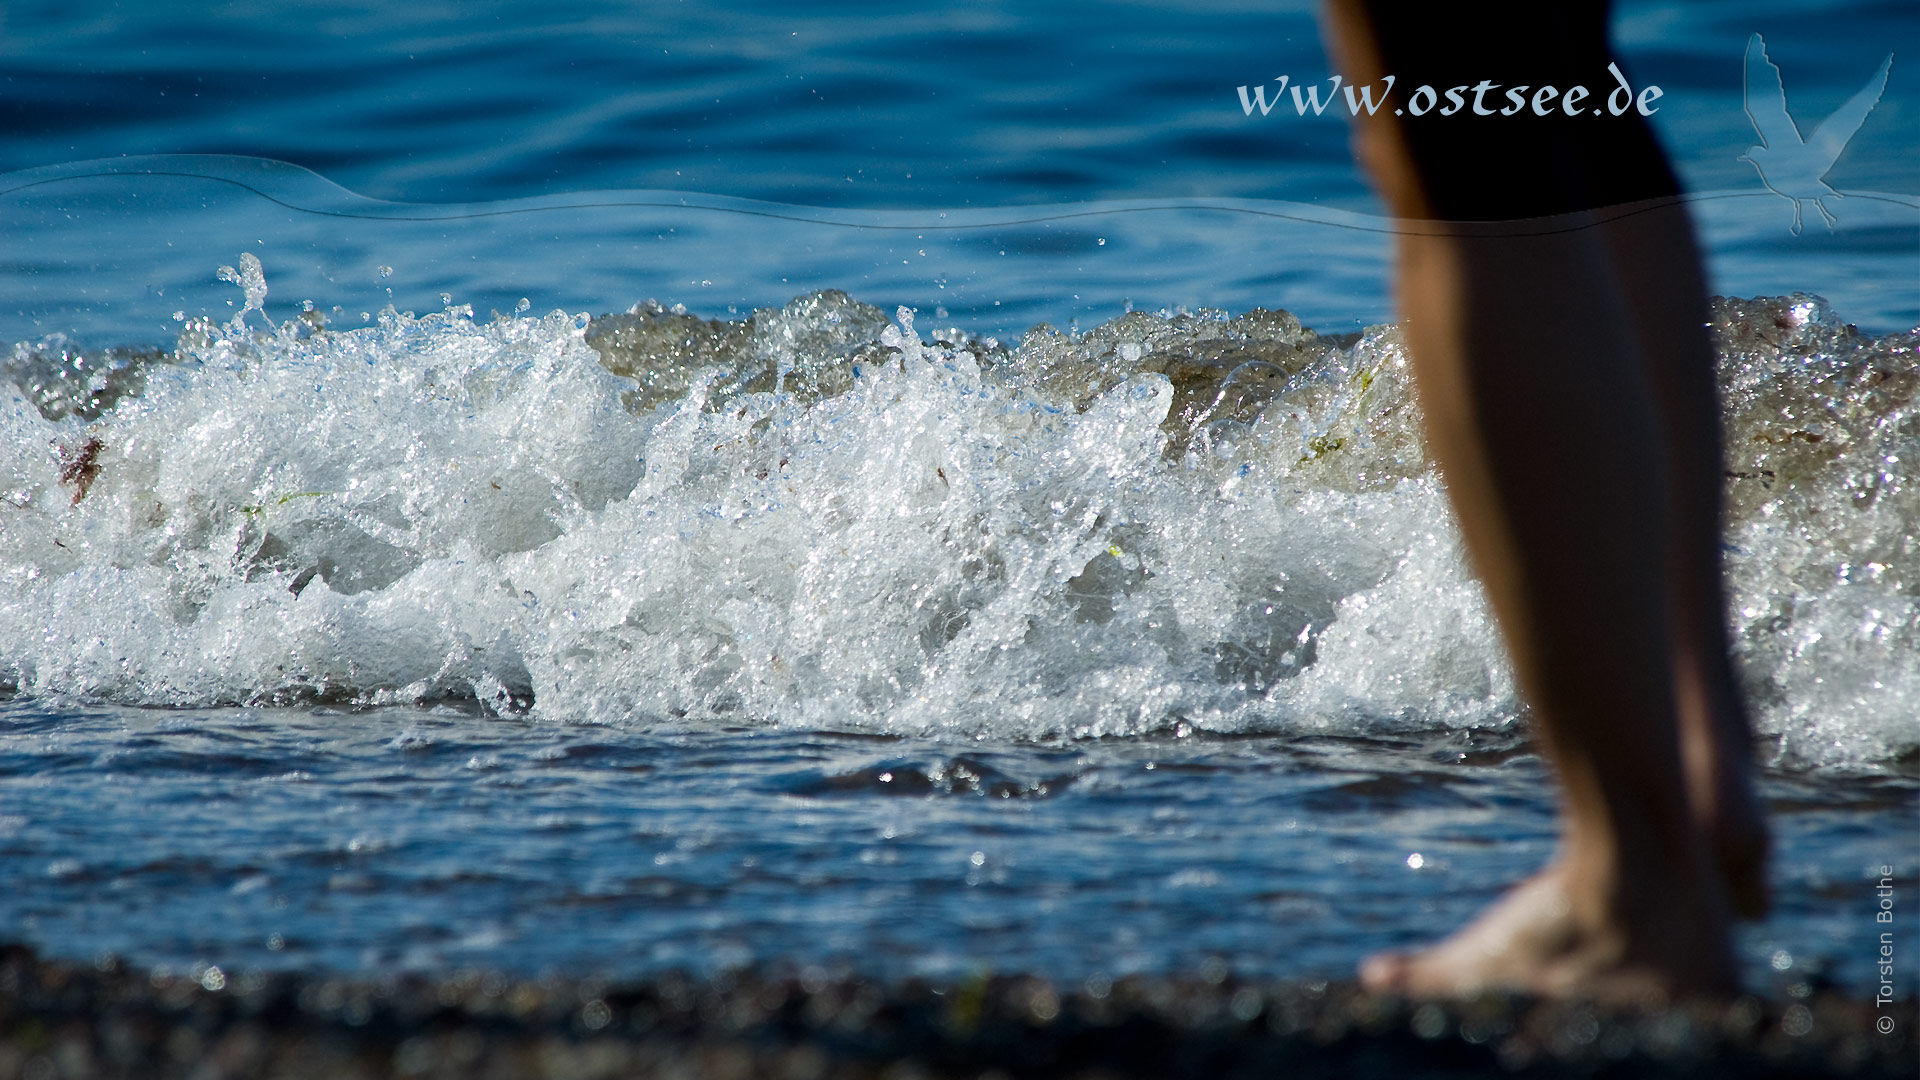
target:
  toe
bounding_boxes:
[1359,951,1410,994]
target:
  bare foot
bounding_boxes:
[1359,859,1740,1002]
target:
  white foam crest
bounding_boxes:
[1711,295,1920,767]
[1,292,641,704]
[1,271,1912,766]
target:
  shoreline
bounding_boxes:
[2,945,1911,1079]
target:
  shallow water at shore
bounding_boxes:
[2,696,1913,993]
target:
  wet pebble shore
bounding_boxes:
[0,945,1911,1079]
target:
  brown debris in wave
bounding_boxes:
[55,436,103,505]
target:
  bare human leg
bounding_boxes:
[1592,204,1770,920]
[1362,221,1740,1000]
[1318,0,1765,998]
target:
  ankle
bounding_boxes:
[1561,834,1728,929]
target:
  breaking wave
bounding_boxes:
[2,259,1913,766]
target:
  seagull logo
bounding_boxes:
[1740,33,1892,234]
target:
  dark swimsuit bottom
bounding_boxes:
[1354,0,1681,220]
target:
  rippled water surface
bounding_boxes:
[4,697,1913,991]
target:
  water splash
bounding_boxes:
[1,263,1912,766]
[215,253,270,333]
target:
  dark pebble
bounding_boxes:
[0,944,1910,1079]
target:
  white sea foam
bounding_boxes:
[2,267,1913,766]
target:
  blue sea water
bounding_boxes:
[2,0,1916,342]
[0,0,1916,995]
